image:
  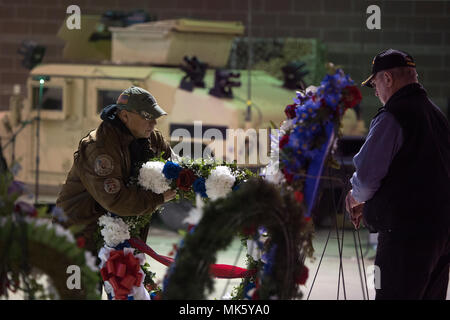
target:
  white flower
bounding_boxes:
[98,214,130,247]
[23,217,76,243]
[205,166,236,201]
[138,161,171,194]
[305,85,318,95]
[84,251,99,272]
[263,167,286,185]
[222,292,233,300]
[183,194,204,225]
[247,239,262,261]
[280,119,294,134]
[261,129,287,185]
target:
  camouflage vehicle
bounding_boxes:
[0,63,305,203]
[0,18,366,230]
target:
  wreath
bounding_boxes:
[162,177,311,300]
[0,171,101,300]
[95,158,254,300]
[162,65,362,300]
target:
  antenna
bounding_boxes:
[245,0,253,123]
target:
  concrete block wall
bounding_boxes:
[0,0,449,124]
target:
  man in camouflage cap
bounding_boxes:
[56,86,177,254]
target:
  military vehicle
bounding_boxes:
[0,17,366,230]
[1,62,305,201]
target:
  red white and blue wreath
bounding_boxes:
[97,158,253,300]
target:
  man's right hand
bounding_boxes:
[345,190,364,229]
[163,189,177,202]
[350,203,364,229]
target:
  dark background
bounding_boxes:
[0,0,449,124]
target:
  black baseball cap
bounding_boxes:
[112,86,168,120]
[361,49,416,88]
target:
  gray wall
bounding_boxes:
[0,0,449,124]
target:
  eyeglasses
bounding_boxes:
[370,74,379,88]
[129,110,153,121]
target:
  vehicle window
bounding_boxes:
[32,86,62,111]
[97,90,123,113]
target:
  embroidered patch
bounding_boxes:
[104,178,121,194]
[117,93,129,105]
[94,154,114,176]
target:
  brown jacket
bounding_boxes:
[56,120,171,251]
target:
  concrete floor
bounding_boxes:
[144,224,377,300]
[3,220,448,300]
[143,222,450,300]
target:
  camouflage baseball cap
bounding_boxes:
[114,86,167,120]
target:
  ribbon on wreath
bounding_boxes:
[100,249,144,300]
[129,237,256,279]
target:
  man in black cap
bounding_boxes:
[345,49,450,299]
[56,86,177,254]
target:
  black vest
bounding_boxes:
[363,83,450,232]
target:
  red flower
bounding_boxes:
[176,169,196,191]
[296,266,309,285]
[242,224,257,236]
[76,236,86,248]
[282,168,293,184]
[168,243,178,256]
[284,104,297,119]
[145,283,157,291]
[294,191,304,204]
[342,86,362,109]
[279,134,290,149]
[14,202,37,217]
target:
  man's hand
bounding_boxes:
[345,190,364,229]
[163,189,177,202]
[350,203,364,229]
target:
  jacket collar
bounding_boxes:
[384,83,426,107]
[103,117,136,148]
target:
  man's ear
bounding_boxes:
[384,71,394,87]
[117,109,128,123]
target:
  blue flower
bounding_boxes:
[243,282,257,300]
[293,91,309,105]
[51,206,68,223]
[294,100,320,123]
[193,177,208,198]
[320,70,352,94]
[262,244,277,275]
[114,240,131,251]
[7,180,26,196]
[324,92,341,109]
[162,161,182,180]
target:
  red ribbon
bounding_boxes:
[129,238,256,279]
[100,250,143,300]
[129,238,307,284]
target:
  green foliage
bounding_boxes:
[0,166,101,300]
[147,157,256,205]
[228,37,328,86]
[163,177,313,300]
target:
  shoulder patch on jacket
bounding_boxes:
[104,178,121,194]
[94,154,114,176]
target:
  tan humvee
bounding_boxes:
[0,63,302,203]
